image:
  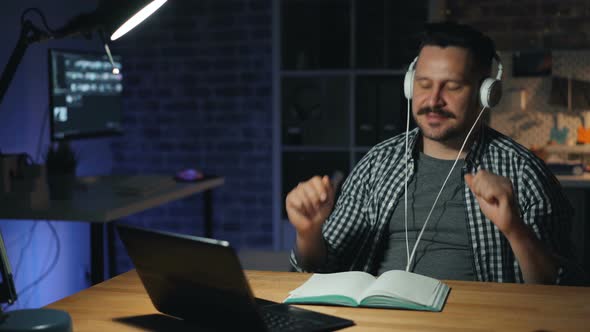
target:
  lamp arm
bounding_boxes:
[0,20,52,107]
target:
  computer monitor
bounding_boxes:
[48,49,123,141]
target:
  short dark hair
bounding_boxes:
[420,22,496,75]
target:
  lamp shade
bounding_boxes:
[54,0,167,40]
[105,0,168,40]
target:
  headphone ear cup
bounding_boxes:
[479,78,502,108]
[404,69,415,100]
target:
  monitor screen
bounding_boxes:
[48,49,123,141]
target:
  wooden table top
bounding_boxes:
[46,269,590,331]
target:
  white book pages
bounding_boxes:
[289,271,376,301]
[360,270,441,306]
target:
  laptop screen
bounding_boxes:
[117,224,266,330]
[116,224,354,332]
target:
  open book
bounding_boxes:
[284,270,450,312]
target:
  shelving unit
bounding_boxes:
[545,145,590,154]
[272,0,429,249]
[545,144,590,168]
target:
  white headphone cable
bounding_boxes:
[404,98,411,264]
[404,105,487,272]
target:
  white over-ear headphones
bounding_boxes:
[403,53,503,108]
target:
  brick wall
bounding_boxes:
[111,0,273,272]
[444,0,590,49]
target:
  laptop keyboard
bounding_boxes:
[261,309,326,332]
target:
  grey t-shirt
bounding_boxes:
[378,152,475,280]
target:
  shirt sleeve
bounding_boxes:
[290,153,373,273]
[517,159,576,284]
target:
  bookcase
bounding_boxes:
[273,0,429,249]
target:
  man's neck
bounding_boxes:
[420,133,475,160]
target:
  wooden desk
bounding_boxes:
[46,270,590,331]
[0,175,224,284]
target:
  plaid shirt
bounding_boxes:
[291,126,574,283]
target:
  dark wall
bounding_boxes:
[110,0,273,272]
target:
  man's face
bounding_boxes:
[411,45,480,143]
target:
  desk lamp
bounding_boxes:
[0,0,168,106]
[0,1,167,330]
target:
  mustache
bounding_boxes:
[416,107,455,118]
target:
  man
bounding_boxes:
[285,22,574,284]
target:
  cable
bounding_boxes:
[403,99,411,264]
[19,229,55,308]
[18,221,60,297]
[405,106,487,272]
[20,8,56,34]
[12,223,39,282]
[4,221,61,309]
[5,225,34,250]
[98,29,120,74]
[0,222,40,310]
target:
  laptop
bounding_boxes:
[116,224,354,332]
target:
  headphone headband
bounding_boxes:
[494,54,503,81]
[409,54,502,79]
[404,52,503,108]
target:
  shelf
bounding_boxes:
[545,145,590,154]
[282,146,372,152]
[282,146,350,152]
[275,0,427,250]
[281,69,406,77]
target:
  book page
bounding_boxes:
[360,270,440,306]
[289,271,376,302]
